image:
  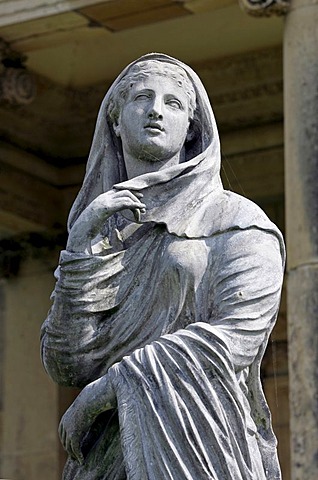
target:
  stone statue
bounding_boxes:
[41,54,285,479]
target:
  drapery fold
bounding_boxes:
[110,323,264,479]
[42,226,283,479]
[40,53,285,479]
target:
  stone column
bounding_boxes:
[240,1,318,479]
[284,1,318,478]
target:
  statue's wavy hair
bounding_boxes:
[107,60,197,125]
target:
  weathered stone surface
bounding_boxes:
[284,0,318,271]
[41,54,285,479]
[284,2,318,478]
[287,267,318,480]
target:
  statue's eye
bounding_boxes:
[134,93,151,101]
[166,99,182,109]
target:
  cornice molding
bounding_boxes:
[0,0,109,27]
[239,0,290,16]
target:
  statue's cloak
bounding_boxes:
[41,54,285,480]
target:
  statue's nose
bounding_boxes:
[148,97,163,120]
[148,111,163,120]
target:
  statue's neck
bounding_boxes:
[123,150,184,180]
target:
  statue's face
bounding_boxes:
[114,74,191,163]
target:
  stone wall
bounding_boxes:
[0,254,60,479]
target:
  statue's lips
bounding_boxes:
[144,123,165,133]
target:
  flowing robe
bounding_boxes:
[40,52,285,480]
[41,208,284,479]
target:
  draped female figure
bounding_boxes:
[41,54,285,480]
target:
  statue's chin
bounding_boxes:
[133,143,182,165]
[132,142,170,163]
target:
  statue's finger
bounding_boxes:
[133,208,141,222]
[133,191,143,198]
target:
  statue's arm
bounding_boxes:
[41,189,146,386]
[58,373,116,464]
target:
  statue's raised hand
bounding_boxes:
[93,189,145,220]
[67,188,146,252]
[58,374,116,464]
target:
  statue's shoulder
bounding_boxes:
[221,190,270,222]
[204,190,285,259]
[204,189,284,243]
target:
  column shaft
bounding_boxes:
[284,1,318,478]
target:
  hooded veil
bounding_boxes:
[67,53,220,232]
[41,54,285,480]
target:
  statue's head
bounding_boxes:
[107,60,197,127]
[106,60,198,167]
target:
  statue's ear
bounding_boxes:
[186,118,200,144]
[186,128,195,142]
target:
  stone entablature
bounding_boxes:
[0,0,107,28]
[0,46,283,162]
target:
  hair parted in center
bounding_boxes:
[107,60,197,126]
